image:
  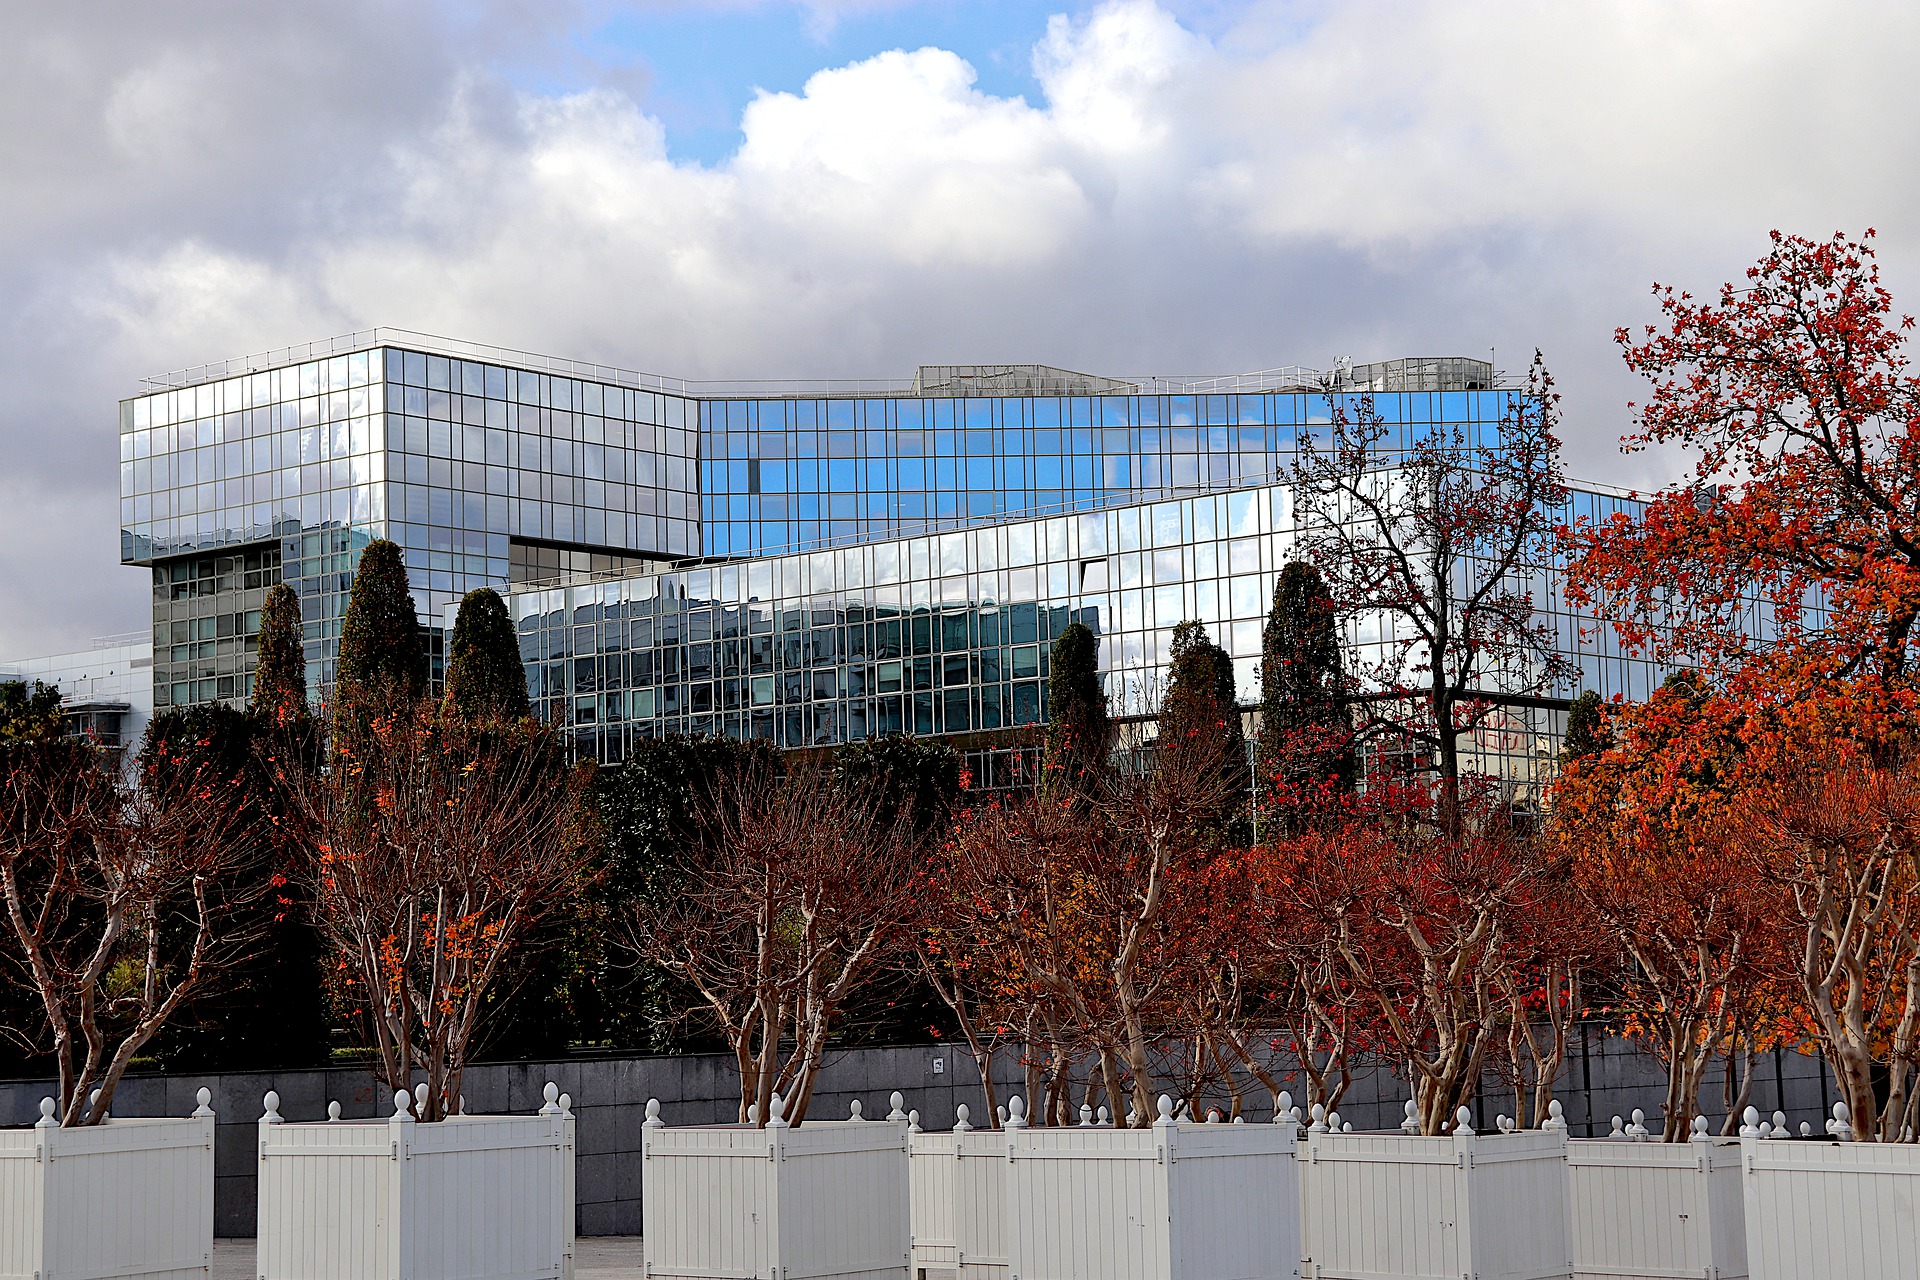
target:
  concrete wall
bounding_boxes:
[0,1033,1842,1238]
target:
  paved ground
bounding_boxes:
[213,1236,648,1279]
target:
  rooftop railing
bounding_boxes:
[137,328,1514,399]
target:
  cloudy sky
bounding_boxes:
[3,0,1916,657]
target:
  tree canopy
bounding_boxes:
[446,587,531,722]
[334,539,427,718]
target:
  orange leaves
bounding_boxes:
[1568,229,1920,683]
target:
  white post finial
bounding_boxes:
[1402,1099,1421,1134]
[540,1083,561,1117]
[1800,1122,1812,1137]
[1832,1101,1853,1141]
[1309,1103,1329,1134]
[1627,1109,1648,1140]
[767,1093,789,1129]
[997,1104,1009,1128]
[747,1103,758,1124]
[1327,1110,1343,1132]
[1277,1091,1293,1118]
[457,1095,467,1117]
[36,1097,56,1128]
[392,1090,414,1121]
[1097,1105,1111,1127]
[1496,1114,1513,1134]
[1772,1110,1787,1136]
[193,1087,214,1119]
[415,1083,428,1115]
[1741,1106,1760,1137]
[848,1099,865,1122]
[1154,1095,1177,1128]
[1690,1115,1708,1139]
[954,1103,973,1132]
[558,1093,573,1118]
[1543,1100,1567,1133]
[888,1092,907,1122]
[643,1099,664,1129]
[327,1101,343,1122]
[1080,1103,1094,1126]
[1453,1106,1474,1137]
[262,1092,284,1124]
[1006,1096,1029,1129]
[908,1109,922,1133]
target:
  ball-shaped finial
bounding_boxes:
[327,1101,343,1122]
[1155,1095,1176,1126]
[908,1109,921,1133]
[37,1097,56,1127]
[1007,1096,1029,1129]
[1692,1115,1708,1136]
[848,1099,865,1121]
[768,1093,789,1128]
[643,1099,664,1129]
[1454,1106,1474,1136]
[558,1093,572,1116]
[393,1090,412,1118]
[544,1082,560,1106]
[1081,1103,1094,1126]
[262,1091,283,1123]
[954,1103,972,1132]
[1277,1091,1293,1114]
[1097,1105,1111,1126]
[888,1091,907,1122]
[193,1087,215,1118]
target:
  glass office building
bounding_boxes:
[122,332,697,709]
[119,332,1656,791]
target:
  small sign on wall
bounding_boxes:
[932,1056,945,1075]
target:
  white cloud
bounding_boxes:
[1,0,1917,656]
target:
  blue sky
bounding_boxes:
[565,3,1062,164]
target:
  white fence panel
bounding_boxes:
[1300,1112,1569,1280]
[909,1124,1009,1277]
[0,1094,214,1280]
[1568,1135,1745,1280]
[640,1098,911,1280]
[909,1132,960,1272]
[256,1084,575,1280]
[1743,1136,1920,1280]
[1004,1099,1299,1280]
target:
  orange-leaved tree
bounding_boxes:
[1566,229,1920,684]
[1732,730,1920,1142]
[1555,675,1790,1138]
[285,708,597,1120]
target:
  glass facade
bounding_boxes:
[121,344,700,706]
[119,333,1657,782]
[497,474,1659,803]
[698,385,1518,559]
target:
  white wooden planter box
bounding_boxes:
[640,1100,912,1280]
[0,1092,215,1280]
[256,1085,575,1280]
[1567,1135,1745,1280]
[1003,1100,1300,1280]
[1299,1114,1570,1280]
[1742,1135,1920,1280]
[908,1122,1008,1278]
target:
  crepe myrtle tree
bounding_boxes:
[626,757,926,1126]
[283,706,597,1119]
[0,733,268,1124]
